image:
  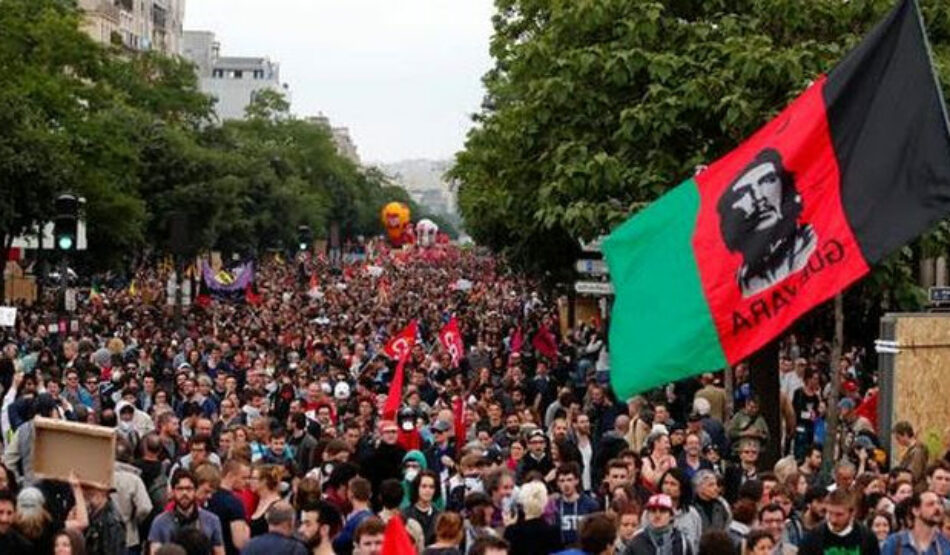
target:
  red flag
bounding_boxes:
[382,353,409,421]
[855,389,878,432]
[309,272,319,290]
[195,294,212,308]
[384,320,417,360]
[438,317,465,368]
[381,514,415,555]
[452,395,466,456]
[532,326,558,361]
[510,326,523,354]
[244,285,261,306]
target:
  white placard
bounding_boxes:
[0,307,16,327]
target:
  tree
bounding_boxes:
[452,0,950,312]
[0,0,109,293]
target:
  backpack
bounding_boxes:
[147,470,169,509]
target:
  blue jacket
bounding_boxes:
[881,531,950,555]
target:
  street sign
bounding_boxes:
[574,280,614,295]
[64,288,77,312]
[930,287,950,303]
[579,235,607,253]
[575,259,608,275]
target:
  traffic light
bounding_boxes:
[54,194,79,251]
[297,225,312,251]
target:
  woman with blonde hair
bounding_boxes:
[248,464,284,537]
[502,481,563,555]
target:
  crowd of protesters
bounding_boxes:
[0,240,948,555]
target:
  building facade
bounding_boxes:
[182,30,291,121]
[79,0,184,55]
[305,115,361,165]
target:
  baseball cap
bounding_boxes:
[432,420,452,433]
[838,398,856,411]
[645,494,674,512]
[528,429,546,441]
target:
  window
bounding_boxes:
[253,69,264,79]
[233,70,243,79]
[212,69,224,78]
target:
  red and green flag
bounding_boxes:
[604,0,950,399]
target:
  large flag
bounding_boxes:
[604,0,950,399]
[438,316,465,368]
[383,320,418,360]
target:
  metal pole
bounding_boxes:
[173,257,183,332]
[822,293,844,476]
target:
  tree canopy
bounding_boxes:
[451,0,950,296]
[0,0,450,279]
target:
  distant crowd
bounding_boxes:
[0,241,947,555]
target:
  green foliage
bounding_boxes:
[453,0,950,300]
[0,0,425,275]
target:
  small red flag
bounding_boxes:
[854,389,878,432]
[382,353,409,421]
[438,316,465,368]
[510,326,523,354]
[244,285,261,306]
[384,320,417,360]
[381,514,415,555]
[532,326,559,361]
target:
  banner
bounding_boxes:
[438,317,465,368]
[202,260,254,292]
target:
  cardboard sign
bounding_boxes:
[32,417,116,489]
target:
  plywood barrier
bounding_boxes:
[880,313,950,460]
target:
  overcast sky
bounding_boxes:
[184,1,495,164]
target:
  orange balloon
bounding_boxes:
[381,202,411,244]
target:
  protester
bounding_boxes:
[147,469,224,554]
[799,488,879,554]
[240,501,308,555]
[0,241,938,555]
[625,494,693,554]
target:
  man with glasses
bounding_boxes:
[83,370,102,411]
[724,439,760,503]
[147,469,225,555]
[425,419,455,479]
[63,368,90,409]
[759,503,797,554]
[518,429,553,484]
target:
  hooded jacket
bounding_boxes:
[116,400,156,437]
[400,450,428,509]
[112,461,153,548]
